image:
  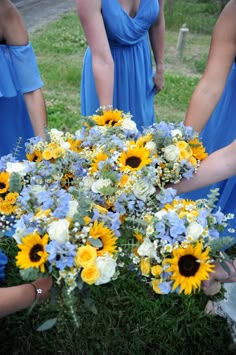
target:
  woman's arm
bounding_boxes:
[184,0,236,133]
[24,89,47,138]
[173,140,236,195]
[149,0,165,93]
[76,0,114,107]
[1,0,47,138]
[0,276,52,318]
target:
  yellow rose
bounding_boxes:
[42,149,53,160]
[151,264,162,277]
[179,149,191,160]
[75,245,97,268]
[81,264,100,285]
[52,147,65,159]
[5,192,19,204]
[176,141,188,151]
[140,257,151,276]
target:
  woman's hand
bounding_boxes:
[31,276,53,303]
[153,67,165,94]
[202,259,236,296]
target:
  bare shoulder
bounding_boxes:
[76,0,102,19]
[0,1,28,45]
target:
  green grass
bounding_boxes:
[1,4,236,354]
[0,236,234,354]
[165,0,223,34]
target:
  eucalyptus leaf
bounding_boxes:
[9,172,22,193]
[20,267,42,281]
[79,199,91,210]
[37,318,58,332]
[83,296,98,315]
[88,237,103,248]
[76,278,84,290]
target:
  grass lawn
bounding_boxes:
[1,2,236,354]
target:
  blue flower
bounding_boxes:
[46,241,76,271]
[0,250,8,282]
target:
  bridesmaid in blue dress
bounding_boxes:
[76,0,165,131]
[182,64,236,236]
[180,0,236,237]
[0,0,47,160]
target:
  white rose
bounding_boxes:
[50,128,64,137]
[95,255,117,285]
[66,200,79,219]
[187,222,204,241]
[61,141,71,150]
[121,118,138,132]
[137,238,157,258]
[171,129,183,138]
[145,141,156,153]
[163,145,179,162]
[82,177,95,191]
[133,181,156,201]
[91,178,112,194]
[48,219,70,244]
[6,162,26,176]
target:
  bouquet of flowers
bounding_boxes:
[128,190,234,295]
[0,108,233,327]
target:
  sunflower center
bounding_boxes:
[126,156,141,168]
[105,119,116,126]
[29,244,44,262]
[0,182,6,190]
[178,254,200,277]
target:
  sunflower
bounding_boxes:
[16,232,49,272]
[61,172,74,190]
[67,138,82,153]
[189,138,208,161]
[89,220,117,256]
[26,150,43,162]
[136,133,152,147]
[118,146,151,172]
[0,171,10,194]
[166,242,214,295]
[90,152,108,173]
[92,109,123,126]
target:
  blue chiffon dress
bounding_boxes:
[80,0,159,131]
[0,43,44,160]
[182,63,236,238]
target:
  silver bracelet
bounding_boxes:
[31,282,43,302]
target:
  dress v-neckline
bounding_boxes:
[116,0,142,19]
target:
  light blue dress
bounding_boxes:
[80,0,159,131]
[0,43,43,160]
[182,63,236,238]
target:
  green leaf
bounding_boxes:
[88,237,103,248]
[209,236,235,255]
[83,296,98,315]
[19,268,42,281]
[9,172,22,193]
[37,318,58,332]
